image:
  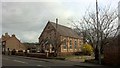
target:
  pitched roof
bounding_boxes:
[1,33,20,42]
[49,22,80,39]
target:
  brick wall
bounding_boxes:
[104,38,120,65]
[39,22,82,55]
[6,36,26,51]
[60,36,82,53]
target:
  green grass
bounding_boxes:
[49,55,94,62]
[57,55,86,60]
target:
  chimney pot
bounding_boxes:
[56,18,58,29]
[12,34,15,37]
[48,20,50,23]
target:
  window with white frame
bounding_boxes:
[63,39,67,49]
[74,40,77,49]
[69,40,72,49]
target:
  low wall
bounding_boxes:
[58,52,76,56]
[104,38,120,65]
[26,53,46,58]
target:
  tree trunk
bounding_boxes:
[95,47,99,60]
[54,49,58,57]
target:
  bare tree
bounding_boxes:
[43,36,65,57]
[72,7,118,62]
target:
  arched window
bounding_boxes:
[63,39,67,49]
[74,41,77,49]
[69,40,72,49]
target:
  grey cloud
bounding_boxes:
[2,2,70,42]
[2,1,118,42]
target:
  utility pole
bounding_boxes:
[96,0,101,64]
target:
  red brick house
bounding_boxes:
[1,33,26,54]
[38,19,83,56]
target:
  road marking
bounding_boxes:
[2,58,10,60]
[13,60,28,64]
[37,65,42,66]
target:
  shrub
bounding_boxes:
[16,52,25,56]
[11,49,16,55]
[81,43,93,55]
[18,50,23,52]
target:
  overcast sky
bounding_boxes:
[1,0,120,43]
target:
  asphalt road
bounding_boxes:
[2,55,107,68]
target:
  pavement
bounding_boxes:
[2,55,113,68]
[66,56,95,62]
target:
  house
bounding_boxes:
[23,43,40,53]
[1,33,26,54]
[38,19,83,56]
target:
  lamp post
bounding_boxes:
[96,0,101,64]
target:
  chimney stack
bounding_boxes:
[56,18,58,29]
[48,20,50,23]
[5,33,8,36]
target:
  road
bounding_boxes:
[2,55,106,68]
